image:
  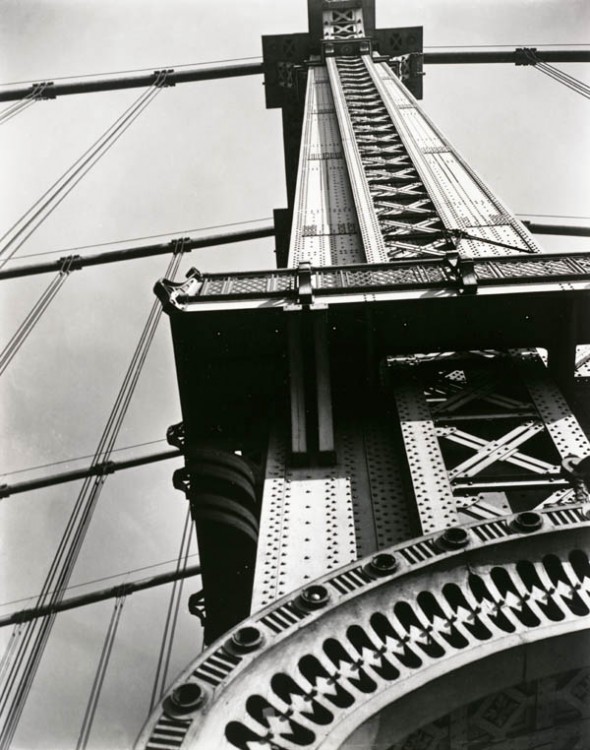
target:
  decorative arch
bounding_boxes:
[136,506,590,750]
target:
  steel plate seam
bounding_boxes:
[326,57,387,263]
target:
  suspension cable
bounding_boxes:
[0,82,54,125]
[0,248,184,749]
[0,99,35,126]
[0,256,75,377]
[0,73,168,269]
[75,594,127,750]
[524,49,590,99]
[149,508,193,710]
[537,62,590,99]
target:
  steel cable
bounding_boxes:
[0,76,166,268]
[0,249,183,748]
[525,50,590,100]
[75,595,127,750]
[536,63,590,99]
[0,98,36,126]
[149,508,192,710]
[0,257,74,377]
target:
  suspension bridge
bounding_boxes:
[0,1,589,748]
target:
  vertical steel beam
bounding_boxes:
[313,313,335,460]
[326,56,388,263]
[362,56,541,258]
[287,315,308,460]
[547,301,578,390]
[513,349,590,458]
[288,66,364,267]
[390,362,458,533]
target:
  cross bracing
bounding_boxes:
[1,2,590,748]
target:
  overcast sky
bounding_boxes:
[0,1,589,747]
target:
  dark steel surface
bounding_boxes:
[424,49,590,64]
[0,63,265,102]
[0,565,201,628]
[0,449,182,498]
[0,226,275,280]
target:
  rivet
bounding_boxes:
[298,584,330,610]
[169,682,203,713]
[368,553,399,576]
[436,526,469,551]
[512,511,543,533]
[230,625,263,653]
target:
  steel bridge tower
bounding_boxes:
[139,2,590,748]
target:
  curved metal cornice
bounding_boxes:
[136,506,590,750]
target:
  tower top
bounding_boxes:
[307,0,376,42]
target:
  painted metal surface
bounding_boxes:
[363,56,543,258]
[288,66,364,267]
[387,350,590,526]
[389,361,458,534]
[137,506,590,750]
[153,5,590,747]
[251,414,413,612]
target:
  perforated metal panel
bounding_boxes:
[576,344,590,377]
[389,364,458,533]
[288,66,364,267]
[251,414,414,611]
[513,349,590,457]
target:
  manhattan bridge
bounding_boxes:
[0,1,589,748]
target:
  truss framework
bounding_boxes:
[389,350,590,531]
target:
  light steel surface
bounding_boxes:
[288,67,364,267]
[390,365,458,533]
[513,349,590,457]
[363,56,543,258]
[326,57,388,262]
[251,416,414,612]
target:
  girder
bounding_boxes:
[150,2,590,748]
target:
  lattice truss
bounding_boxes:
[322,8,365,40]
[334,56,450,259]
[389,349,590,529]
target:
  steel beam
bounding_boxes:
[390,362,458,534]
[0,226,275,281]
[524,222,590,238]
[0,565,201,628]
[0,49,586,104]
[0,63,265,103]
[423,49,590,65]
[0,449,182,498]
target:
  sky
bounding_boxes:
[0,0,589,747]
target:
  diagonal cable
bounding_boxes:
[0,76,166,268]
[0,248,183,748]
[0,257,75,377]
[75,595,127,750]
[0,98,36,126]
[149,508,192,710]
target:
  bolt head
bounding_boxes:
[436,526,469,551]
[513,511,543,533]
[299,585,330,610]
[368,553,399,576]
[230,626,263,652]
[169,682,203,712]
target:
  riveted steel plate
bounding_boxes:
[289,66,364,267]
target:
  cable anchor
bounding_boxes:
[153,69,176,87]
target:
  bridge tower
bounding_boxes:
[139,2,590,748]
